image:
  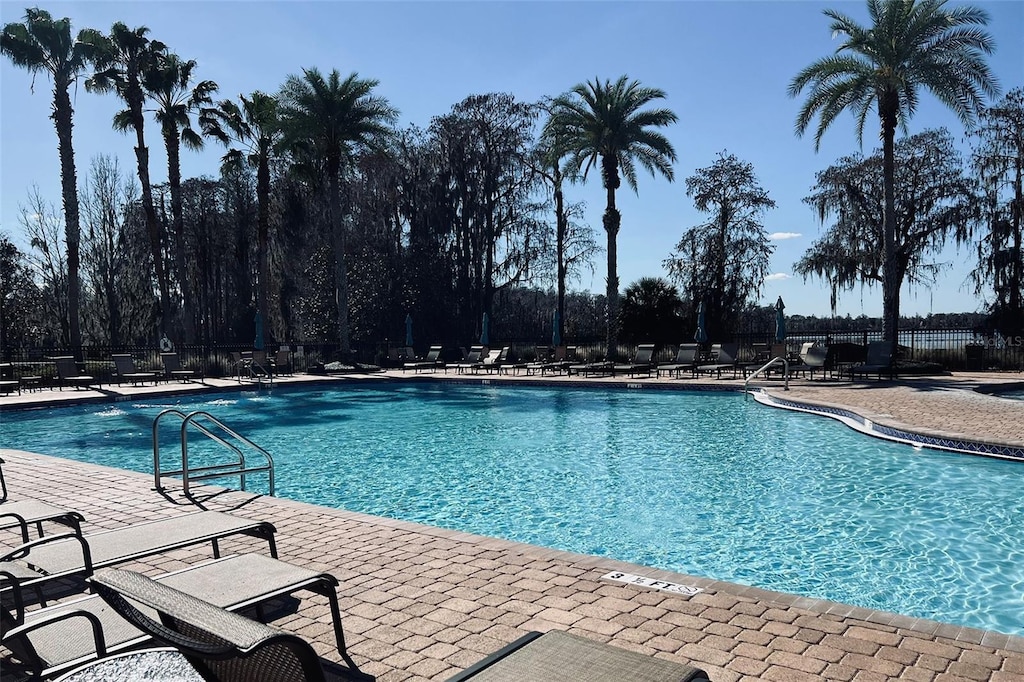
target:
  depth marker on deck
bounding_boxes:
[602,571,704,596]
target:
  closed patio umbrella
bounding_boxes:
[480,312,490,346]
[775,296,786,343]
[405,313,414,347]
[254,311,264,350]
[694,302,708,344]
[552,309,562,347]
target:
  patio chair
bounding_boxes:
[569,350,614,377]
[404,345,446,373]
[272,349,294,376]
[656,344,699,379]
[798,342,829,380]
[850,340,895,380]
[472,346,509,374]
[160,352,198,382]
[446,630,710,682]
[2,553,367,681]
[88,566,373,682]
[111,354,158,386]
[51,356,94,390]
[0,511,277,604]
[695,343,742,379]
[0,363,19,394]
[0,456,84,543]
[612,344,656,377]
[452,345,486,374]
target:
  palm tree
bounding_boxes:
[144,52,218,343]
[789,0,998,363]
[83,23,171,335]
[204,91,282,349]
[278,68,398,356]
[544,76,677,358]
[1,8,92,351]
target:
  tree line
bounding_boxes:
[1,1,1021,364]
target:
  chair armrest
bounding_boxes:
[3,604,109,656]
[0,531,92,572]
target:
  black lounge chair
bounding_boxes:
[613,344,656,377]
[88,566,372,682]
[2,553,366,681]
[850,340,895,380]
[51,356,94,390]
[656,344,699,378]
[446,630,710,682]
[452,345,486,374]
[160,352,198,382]
[111,354,158,386]
[0,456,84,543]
[404,345,446,373]
[0,511,277,602]
[798,342,829,380]
[695,343,742,379]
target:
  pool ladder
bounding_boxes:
[152,409,275,496]
[743,356,789,400]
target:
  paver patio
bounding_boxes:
[2,369,1023,681]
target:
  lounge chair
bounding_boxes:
[2,553,367,680]
[0,511,277,602]
[695,343,742,379]
[0,456,84,543]
[160,352,198,382]
[446,630,710,682]
[452,345,486,374]
[472,346,509,374]
[111,354,158,386]
[404,345,446,373]
[569,352,614,377]
[798,342,829,380]
[272,348,294,376]
[0,363,19,394]
[51,356,94,390]
[613,344,656,377]
[88,566,372,682]
[850,340,895,380]
[656,344,699,378]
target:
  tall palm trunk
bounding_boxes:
[162,124,195,343]
[255,145,271,350]
[127,78,170,336]
[328,168,350,356]
[553,165,566,343]
[880,97,899,365]
[53,85,82,351]
[601,154,621,359]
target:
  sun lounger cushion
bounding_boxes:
[0,511,276,597]
[2,553,358,680]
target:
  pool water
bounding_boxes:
[3,383,1024,636]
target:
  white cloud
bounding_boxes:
[769,232,802,241]
[764,273,792,281]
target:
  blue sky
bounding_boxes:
[2,0,1022,318]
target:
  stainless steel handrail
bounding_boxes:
[152,409,275,495]
[743,356,789,399]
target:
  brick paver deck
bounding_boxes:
[2,370,1024,681]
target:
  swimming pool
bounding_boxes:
[4,383,1023,636]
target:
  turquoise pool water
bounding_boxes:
[3,383,1023,636]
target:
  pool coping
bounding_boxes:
[4,445,1023,656]
[754,388,1024,461]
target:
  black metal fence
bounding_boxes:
[3,328,1021,383]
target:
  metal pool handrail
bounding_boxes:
[743,356,789,399]
[152,409,275,496]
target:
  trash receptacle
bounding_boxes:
[965,344,984,371]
